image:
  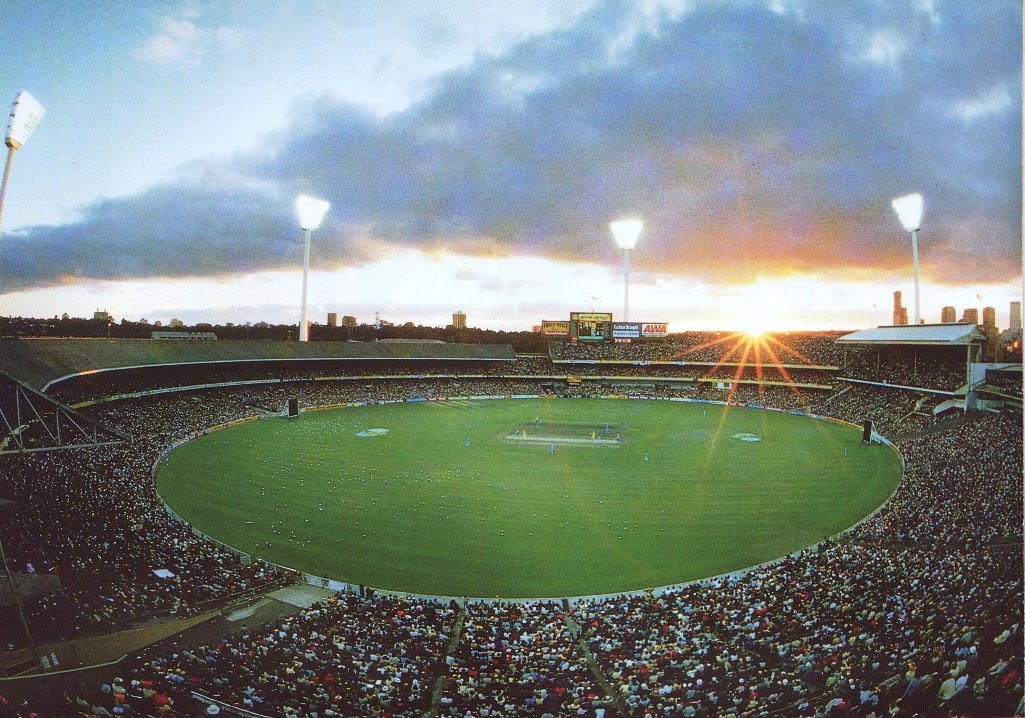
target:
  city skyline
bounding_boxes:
[0,1,1020,332]
[9,294,1023,336]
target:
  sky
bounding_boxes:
[0,0,1020,332]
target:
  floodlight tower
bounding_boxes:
[891,193,924,326]
[610,218,643,322]
[296,195,330,342]
[0,91,45,236]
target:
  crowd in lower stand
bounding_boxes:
[854,410,1023,546]
[126,593,454,717]
[0,367,1021,717]
[1,440,283,643]
[577,542,1019,717]
[810,384,926,442]
[439,601,614,717]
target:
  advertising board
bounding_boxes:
[541,320,570,336]
[641,322,668,338]
[612,322,641,339]
[570,312,613,323]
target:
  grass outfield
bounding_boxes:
[155,398,902,598]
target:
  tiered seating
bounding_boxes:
[0,341,1019,718]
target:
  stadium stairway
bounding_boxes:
[0,609,221,704]
[0,580,307,705]
[425,606,630,717]
[564,613,631,716]
[426,605,467,717]
[820,384,852,406]
[901,409,981,442]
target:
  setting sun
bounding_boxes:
[736,312,774,338]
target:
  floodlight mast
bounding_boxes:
[0,91,45,236]
[295,195,330,342]
[610,218,642,322]
[891,193,924,325]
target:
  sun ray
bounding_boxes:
[752,338,765,405]
[758,336,809,409]
[763,333,814,366]
[688,330,833,453]
[673,332,746,360]
[708,334,756,446]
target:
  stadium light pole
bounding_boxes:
[295,195,330,342]
[0,91,45,236]
[891,193,924,326]
[610,218,642,322]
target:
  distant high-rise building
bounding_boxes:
[453,311,467,329]
[1000,301,1022,353]
[980,307,1000,360]
[892,292,907,325]
[941,306,956,323]
[961,308,979,325]
[327,312,338,327]
[342,315,357,328]
[982,306,997,331]
[93,309,110,322]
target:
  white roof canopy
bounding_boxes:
[836,323,985,346]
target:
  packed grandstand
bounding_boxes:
[0,330,1020,718]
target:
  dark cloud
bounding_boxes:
[1,184,298,288]
[1,0,1019,292]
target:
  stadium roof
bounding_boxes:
[986,363,1023,374]
[836,324,985,346]
[0,338,517,390]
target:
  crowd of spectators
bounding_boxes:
[1,593,455,718]
[558,380,828,410]
[550,333,845,367]
[576,540,1020,717]
[511,355,556,375]
[1,435,284,643]
[439,601,614,717]
[550,363,837,387]
[554,365,696,380]
[692,383,818,410]
[982,368,1023,397]
[811,385,926,442]
[0,356,1020,717]
[126,592,454,717]
[840,350,967,391]
[552,340,682,363]
[855,410,1023,546]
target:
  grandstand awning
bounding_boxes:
[836,324,985,346]
[0,371,130,453]
[0,338,518,391]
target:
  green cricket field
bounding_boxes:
[155,398,901,597]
